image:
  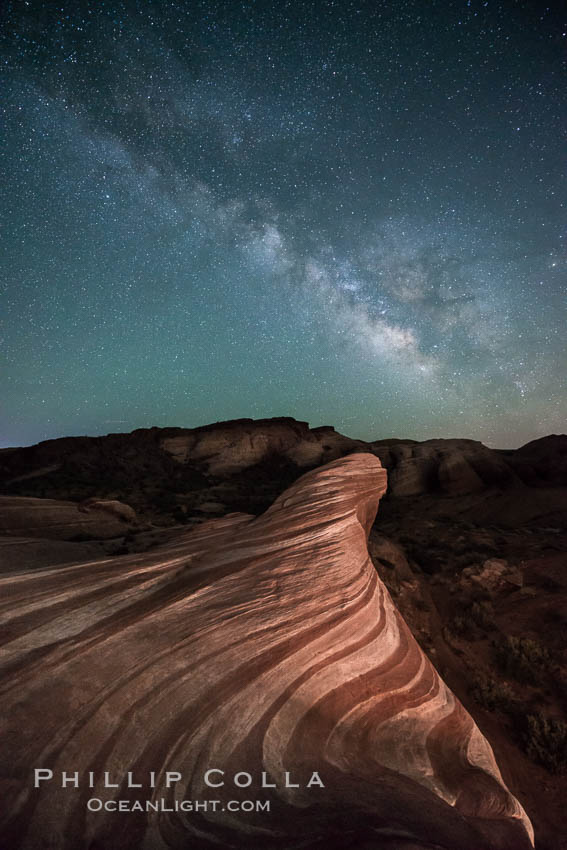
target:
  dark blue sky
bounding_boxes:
[2,0,566,448]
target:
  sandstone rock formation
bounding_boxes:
[2,420,566,531]
[160,417,363,474]
[0,455,533,850]
[0,536,107,573]
[372,438,520,497]
[78,497,138,523]
[0,418,366,521]
[0,418,363,490]
[0,495,139,541]
[461,558,524,593]
[502,434,567,486]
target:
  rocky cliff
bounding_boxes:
[2,422,565,524]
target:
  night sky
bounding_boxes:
[2,1,566,449]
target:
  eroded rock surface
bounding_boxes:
[0,495,139,541]
[0,455,532,850]
[160,417,363,474]
[2,420,566,531]
[372,438,520,497]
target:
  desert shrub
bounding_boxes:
[455,543,498,565]
[153,490,177,513]
[451,539,471,556]
[446,595,494,639]
[448,614,476,638]
[470,674,567,772]
[557,677,567,714]
[538,575,562,593]
[542,607,567,627]
[470,673,517,713]
[467,584,492,603]
[414,550,446,575]
[523,713,567,774]
[494,636,552,685]
[470,600,495,630]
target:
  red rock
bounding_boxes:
[160,416,364,474]
[0,495,138,541]
[0,455,532,849]
[78,498,138,523]
[372,438,519,497]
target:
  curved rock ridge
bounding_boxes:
[0,455,533,850]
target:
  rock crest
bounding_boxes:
[0,455,533,849]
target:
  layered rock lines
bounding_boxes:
[0,455,533,849]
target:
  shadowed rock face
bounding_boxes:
[160,417,363,474]
[2,421,566,532]
[371,439,521,497]
[0,495,139,540]
[503,434,567,486]
[0,455,533,850]
[0,417,366,524]
[0,417,363,487]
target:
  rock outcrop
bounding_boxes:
[0,418,363,488]
[372,439,520,497]
[461,558,524,593]
[0,455,533,850]
[0,418,365,520]
[160,417,363,474]
[0,495,139,541]
[502,434,567,486]
[2,420,566,530]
